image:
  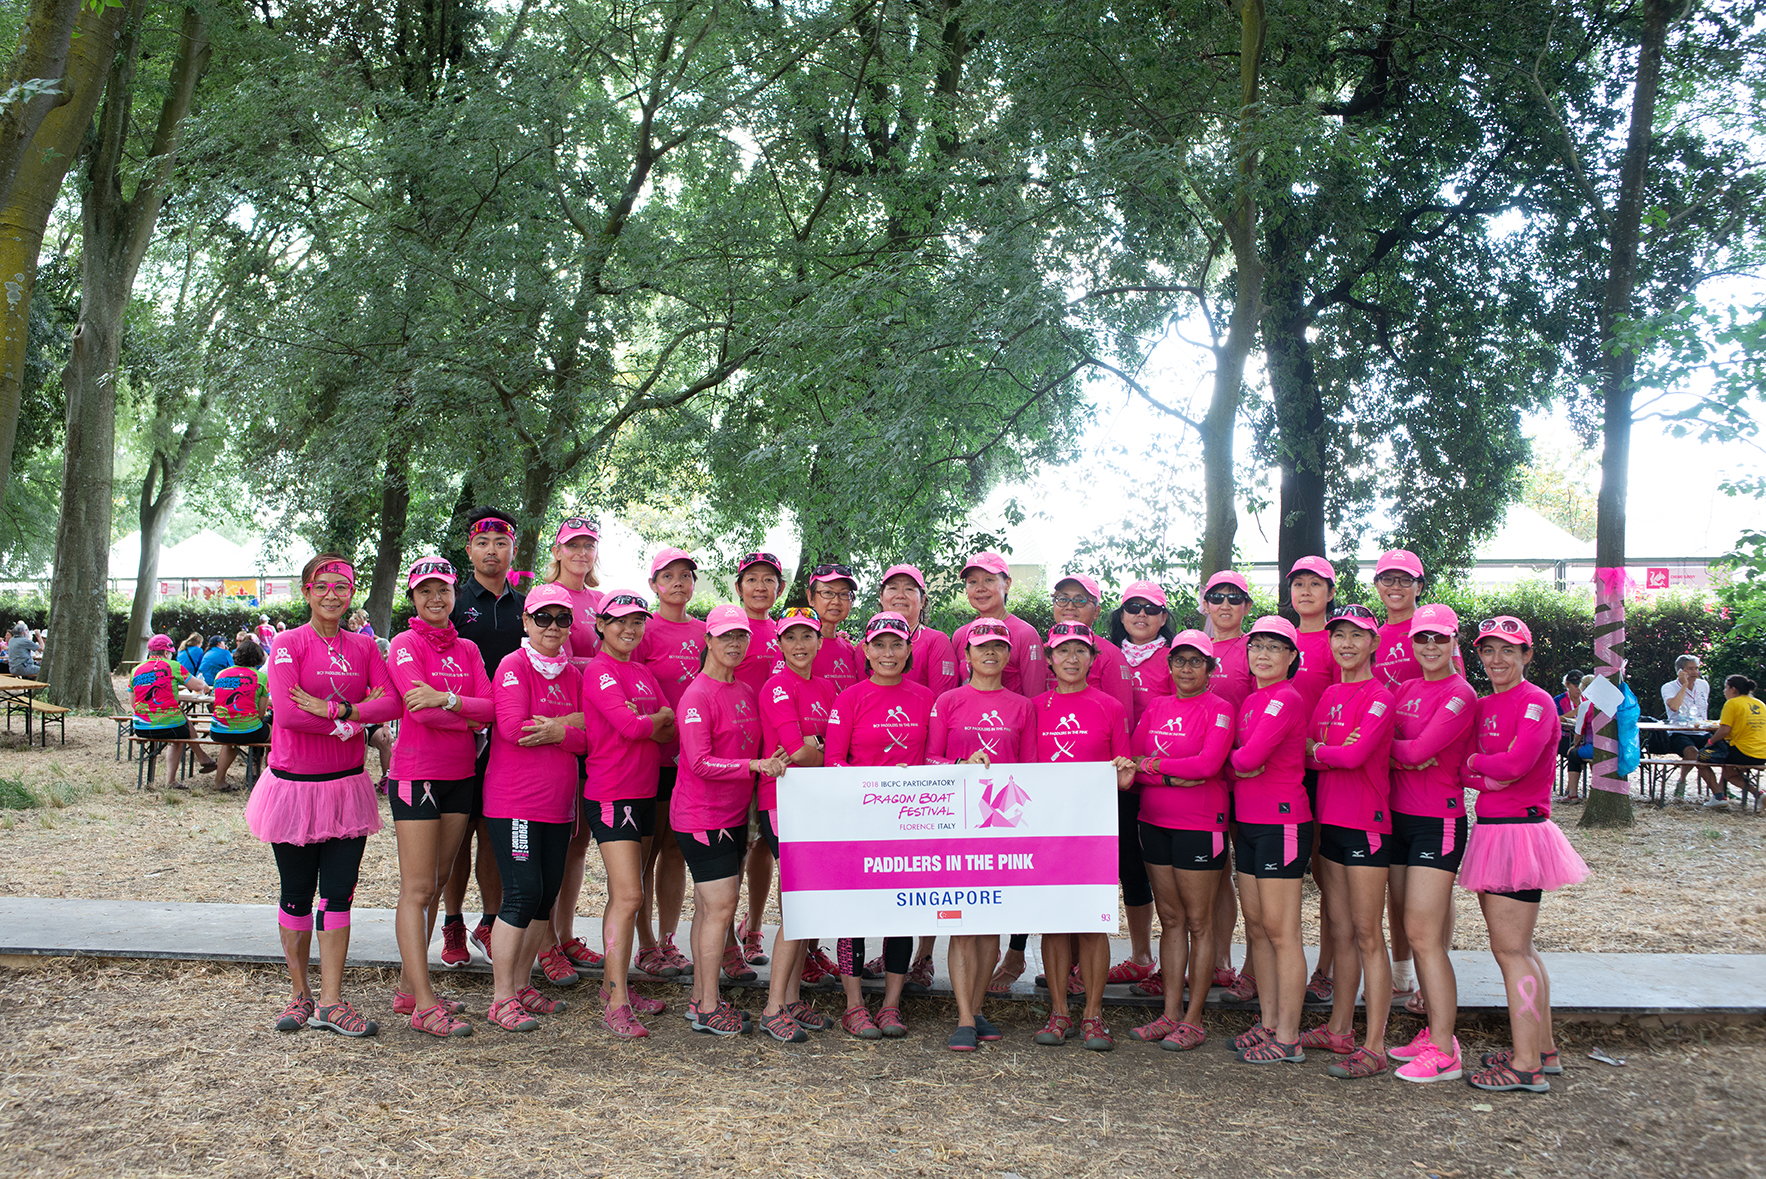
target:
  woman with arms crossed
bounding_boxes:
[731,551,787,973]
[1286,556,1340,1005]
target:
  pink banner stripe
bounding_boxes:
[780,836,1117,892]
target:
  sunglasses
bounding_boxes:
[779,606,821,624]
[469,518,515,538]
[601,593,648,611]
[865,618,910,637]
[528,610,572,628]
[1478,618,1525,635]
[410,559,454,579]
[1412,632,1455,646]
[740,551,782,569]
[1329,604,1379,623]
[557,515,600,533]
[1122,600,1166,615]
[811,563,855,579]
[1203,591,1250,605]
[1049,623,1093,640]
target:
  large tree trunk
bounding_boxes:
[43,2,209,708]
[1584,0,1669,830]
[1261,223,1328,604]
[364,435,413,635]
[122,456,177,665]
[1198,0,1267,577]
[0,0,81,211]
[515,454,558,577]
[0,0,126,513]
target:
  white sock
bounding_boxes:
[1391,957,1414,991]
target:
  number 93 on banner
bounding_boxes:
[776,762,1120,939]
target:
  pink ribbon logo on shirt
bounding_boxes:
[978,777,1030,828]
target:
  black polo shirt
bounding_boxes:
[451,576,527,678]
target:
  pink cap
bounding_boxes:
[863,611,912,640]
[1409,603,1460,638]
[649,547,698,578]
[736,550,784,577]
[881,563,926,592]
[776,606,821,635]
[1375,549,1425,579]
[1325,604,1381,636]
[1246,615,1299,646]
[148,634,174,653]
[524,583,575,614]
[597,589,652,619]
[1168,628,1215,659]
[1202,570,1251,597]
[406,556,457,591]
[553,515,600,546]
[1054,574,1102,602]
[1121,579,1168,609]
[1287,555,1335,583]
[961,551,1010,578]
[1045,621,1097,650]
[1474,615,1532,647]
[965,619,1014,649]
[705,604,753,637]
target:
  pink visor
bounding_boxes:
[1046,621,1097,650]
[649,547,698,579]
[965,620,1013,649]
[597,589,652,619]
[881,563,926,592]
[864,611,912,640]
[961,551,1010,578]
[406,556,456,591]
[1246,615,1299,646]
[554,515,600,545]
[705,604,752,637]
[1054,575,1101,602]
[1409,603,1460,638]
[524,583,575,614]
[1203,569,1250,596]
[1122,579,1168,609]
[1168,628,1215,659]
[1375,549,1425,579]
[148,634,174,652]
[1288,555,1334,583]
[1474,615,1532,647]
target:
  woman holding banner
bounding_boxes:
[1028,622,1135,1053]
[926,619,1033,1050]
[823,611,936,1039]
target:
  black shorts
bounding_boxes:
[208,725,266,745]
[1234,821,1312,880]
[1724,747,1765,767]
[389,776,477,821]
[1317,823,1391,869]
[1489,888,1542,904]
[1139,821,1227,871]
[466,741,491,819]
[759,808,781,858]
[1667,732,1707,756]
[586,797,657,844]
[657,765,677,800]
[674,825,747,884]
[1303,767,1319,816]
[135,722,191,741]
[1389,810,1468,873]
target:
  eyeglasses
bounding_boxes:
[779,607,821,624]
[740,551,782,570]
[1412,632,1455,646]
[1478,618,1524,635]
[1122,600,1165,615]
[1052,594,1095,607]
[1246,639,1293,655]
[306,579,353,598]
[1170,655,1210,670]
[469,518,515,538]
[410,559,453,579]
[1329,604,1379,623]
[528,610,572,628]
[1203,591,1250,605]
[602,593,648,611]
[1375,573,1416,588]
[810,587,855,603]
[811,563,855,579]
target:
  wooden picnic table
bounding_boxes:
[0,675,51,740]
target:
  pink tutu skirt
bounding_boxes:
[245,767,383,846]
[1457,817,1589,894]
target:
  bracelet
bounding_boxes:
[326,700,338,721]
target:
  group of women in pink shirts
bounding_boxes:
[246,534,1586,1094]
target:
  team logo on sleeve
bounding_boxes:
[275,648,293,665]
[1368,701,1387,717]
[502,671,519,687]
[1445,696,1466,714]
[1523,703,1544,722]
[683,707,702,724]
[396,648,414,665]
[1264,699,1284,716]
[599,673,618,691]
[772,685,790,704]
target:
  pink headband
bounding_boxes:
[306,560,356,590]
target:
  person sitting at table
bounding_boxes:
[1703,675,1766,810]
[209,639,271,791]
[1553,672,1593,803]
[6,623,40,677]
[1662,655,1717,800]
[133,634,217,785]
[198,634,233,689]
[176,631,206,680]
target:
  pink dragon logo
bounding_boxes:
[978,776,1030,828]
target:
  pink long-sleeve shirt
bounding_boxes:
[1390,674,1478,818]
[1229,682,1310,825]
[386,627,495,781]
[825,679,935,767]
[952,613,1047,698]
[1462,681,1559,820]
[267,625,403,775]
[926,684,1036,765]
[1031,686,1129,764]
[905,625,961,699]
[1124,646,1173,730]
[558,583,605,668]
[580,652,666,803]
[671,675,762,833]
[758,668,837,810]
[1089,636,1136,718]
[1211,633,1254,711]
[1307,678,1397,833]
[733,615,781,696]
[810,633,863,695]
[634,612,706,767]
[1374,620,1466,692]
[1132,691,1234,831]
[1291,627,1338,719]
[483,652,587,824]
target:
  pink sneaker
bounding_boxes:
[1388,1025,1437,1062]
[470,920,495,964]
[1395,1039,1463,1084]
[439,921,470,968]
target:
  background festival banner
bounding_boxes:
[777,762,1119,939]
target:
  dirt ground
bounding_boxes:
[1,713,1763,1178]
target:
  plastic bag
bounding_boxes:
[1616,684,1641,777]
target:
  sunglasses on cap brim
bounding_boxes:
[469,518,515,538]
[556,516,600,539]
[598,594,650,614]
[811,563,855,579]
[409,560,453,580]
[865,619,910,638]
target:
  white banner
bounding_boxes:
[777,761,1119,939]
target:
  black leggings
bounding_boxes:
[837,936,912,977]
[487,816,571,929]
[272,836,367,932]
[1118,790,1154,906]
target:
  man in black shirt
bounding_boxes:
[441,507,527,966]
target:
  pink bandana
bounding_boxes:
[1121,637,1168,668]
